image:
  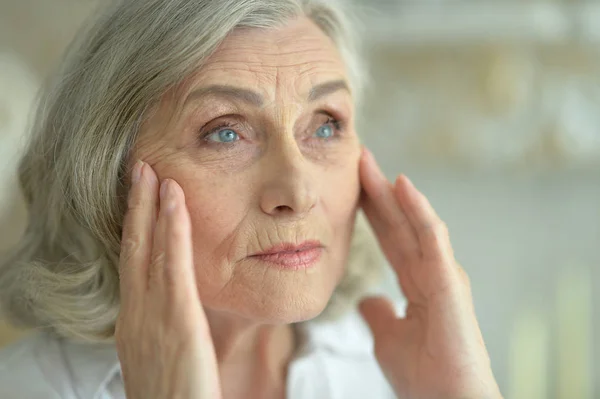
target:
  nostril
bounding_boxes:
[274,205,293,213]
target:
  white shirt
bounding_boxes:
[0,309,397,399]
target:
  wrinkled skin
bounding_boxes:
[115,16,502,399]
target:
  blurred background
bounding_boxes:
[0,1,597,398]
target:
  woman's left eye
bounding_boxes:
[313,118,341,140]
[206,128,240,143]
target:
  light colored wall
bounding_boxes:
[0,1,597,397]
[0,0,101,347]
[361,43,599,398]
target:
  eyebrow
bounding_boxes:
[182,79,351,110]
[308,79,351,102]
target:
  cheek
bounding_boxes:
[319,150,361,219]
[318,159,361,269]
[324,176,360,217]
[179,175,250,264]
[320,167,360,283]
[322,146,361,225]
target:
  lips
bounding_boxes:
[254,240,323,256]
[250,240,324,270]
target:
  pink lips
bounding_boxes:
[251,241,324,270]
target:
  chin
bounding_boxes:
[237,285,336,325]
[201,254,346,324]
[258,295,331,324]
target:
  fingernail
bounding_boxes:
[132,160,143,183]
[160,179,169,201]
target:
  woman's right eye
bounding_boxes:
[205,128,240,143]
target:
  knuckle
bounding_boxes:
[392,215,411,231]
[150,250,165,268]
[148,252,166,283]
[121,235,143,262]
[127,190,145,211]
[421,220,448,242]
[162,269,176,289]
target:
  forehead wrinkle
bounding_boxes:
[175,19,349,119]
[208,31,339,68]
[205,55,339,72]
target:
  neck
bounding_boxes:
[204,308,297,399]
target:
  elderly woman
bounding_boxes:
[0,0,502,398]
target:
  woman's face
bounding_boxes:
[135,17,361,323]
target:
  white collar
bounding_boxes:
[57,335,121,399]
[297,308,376,358]
[53,305,391,397]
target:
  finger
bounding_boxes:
[162,179,198,299]
[359,149,420,259]
[394,175,453,261]
[119,161,159,303]
[359,190,391,244]
[148,178,170,289]
[359,296,397,342]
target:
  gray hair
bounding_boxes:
[0,0,380,343]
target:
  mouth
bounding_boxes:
[250,240,324,270]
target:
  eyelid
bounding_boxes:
[200,124,234,143]
[316,111,345,130]
[198,109,347,141]
[199,115,247,139]
[303,113,344,144]
[204,126,240,144]
[312,97,352,118]
[205,123,238,135]
[317,107,348,123]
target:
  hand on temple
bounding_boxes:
[359,149,502,399]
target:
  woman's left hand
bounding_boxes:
[358,149,502,399]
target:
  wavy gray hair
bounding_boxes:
[0,0,381,343]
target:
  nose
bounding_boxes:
[259,145,318,218]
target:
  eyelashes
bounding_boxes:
[197,112,346,148]
[202,121,241,144]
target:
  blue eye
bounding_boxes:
[314,123,334,139]
[206,128,239,143]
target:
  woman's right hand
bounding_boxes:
[116,160,222,399]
